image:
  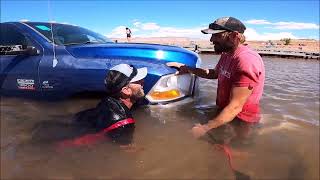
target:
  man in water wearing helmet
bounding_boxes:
[57,64,147,150]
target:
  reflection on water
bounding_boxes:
[1,55,319,179]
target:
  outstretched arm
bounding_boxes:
[166,62,218,79]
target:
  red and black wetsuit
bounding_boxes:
[57,97,135,149]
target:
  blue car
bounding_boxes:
[0,22,201,104]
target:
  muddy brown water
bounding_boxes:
[1,54,319,179]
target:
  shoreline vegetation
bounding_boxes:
[112,37,320,60]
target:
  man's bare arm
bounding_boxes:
[191,86,253,138]
[206,86,253,129]
[166,62,218,79]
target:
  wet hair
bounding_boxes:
[220,31,246,49]
[238,33,246,44]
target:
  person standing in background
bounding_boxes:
[126,27,132,42]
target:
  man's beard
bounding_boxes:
[131,88,145,101]
[213,42,235,54]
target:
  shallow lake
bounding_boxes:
[1,54,319,179]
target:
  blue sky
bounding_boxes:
[1,0,319,40]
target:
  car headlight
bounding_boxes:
[146,74,196,104]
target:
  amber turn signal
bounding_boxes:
[149,89,181,100]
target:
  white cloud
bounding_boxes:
[132,21,160,30]
[106,20,317,40]
[148,27,201,37]
[19,19,30,22]
[131,28,139,33]
[244,28,299,41]
[246,19,319,30]
[135,26,209,39]
[133,21,141,27]
[273,22,319,30]
[107,20,207,39]
[245,19,271,25]
[107,25,127,37]
[140,22,160,30]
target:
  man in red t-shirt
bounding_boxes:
[167,17,265,140]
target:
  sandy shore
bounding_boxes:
[112,37,319,53]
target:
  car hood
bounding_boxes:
[65,43,200,67]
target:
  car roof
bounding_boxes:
[1,21,78,27]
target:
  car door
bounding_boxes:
[0,23,43,96]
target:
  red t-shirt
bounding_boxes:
[215,45,265,122]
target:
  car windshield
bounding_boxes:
[24,22,114,45]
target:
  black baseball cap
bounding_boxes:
[201,17,246,34]
[104,64,147,94]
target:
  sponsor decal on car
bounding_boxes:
[17,79,35,90]
[42,80,54,89]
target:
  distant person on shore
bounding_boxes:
[57,64,147,151]
[167,16,265,138]
[126,27,132,42]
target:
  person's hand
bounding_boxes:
[191,123,210,139]
[166,62,189,75]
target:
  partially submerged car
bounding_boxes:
[0,22,201,104]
